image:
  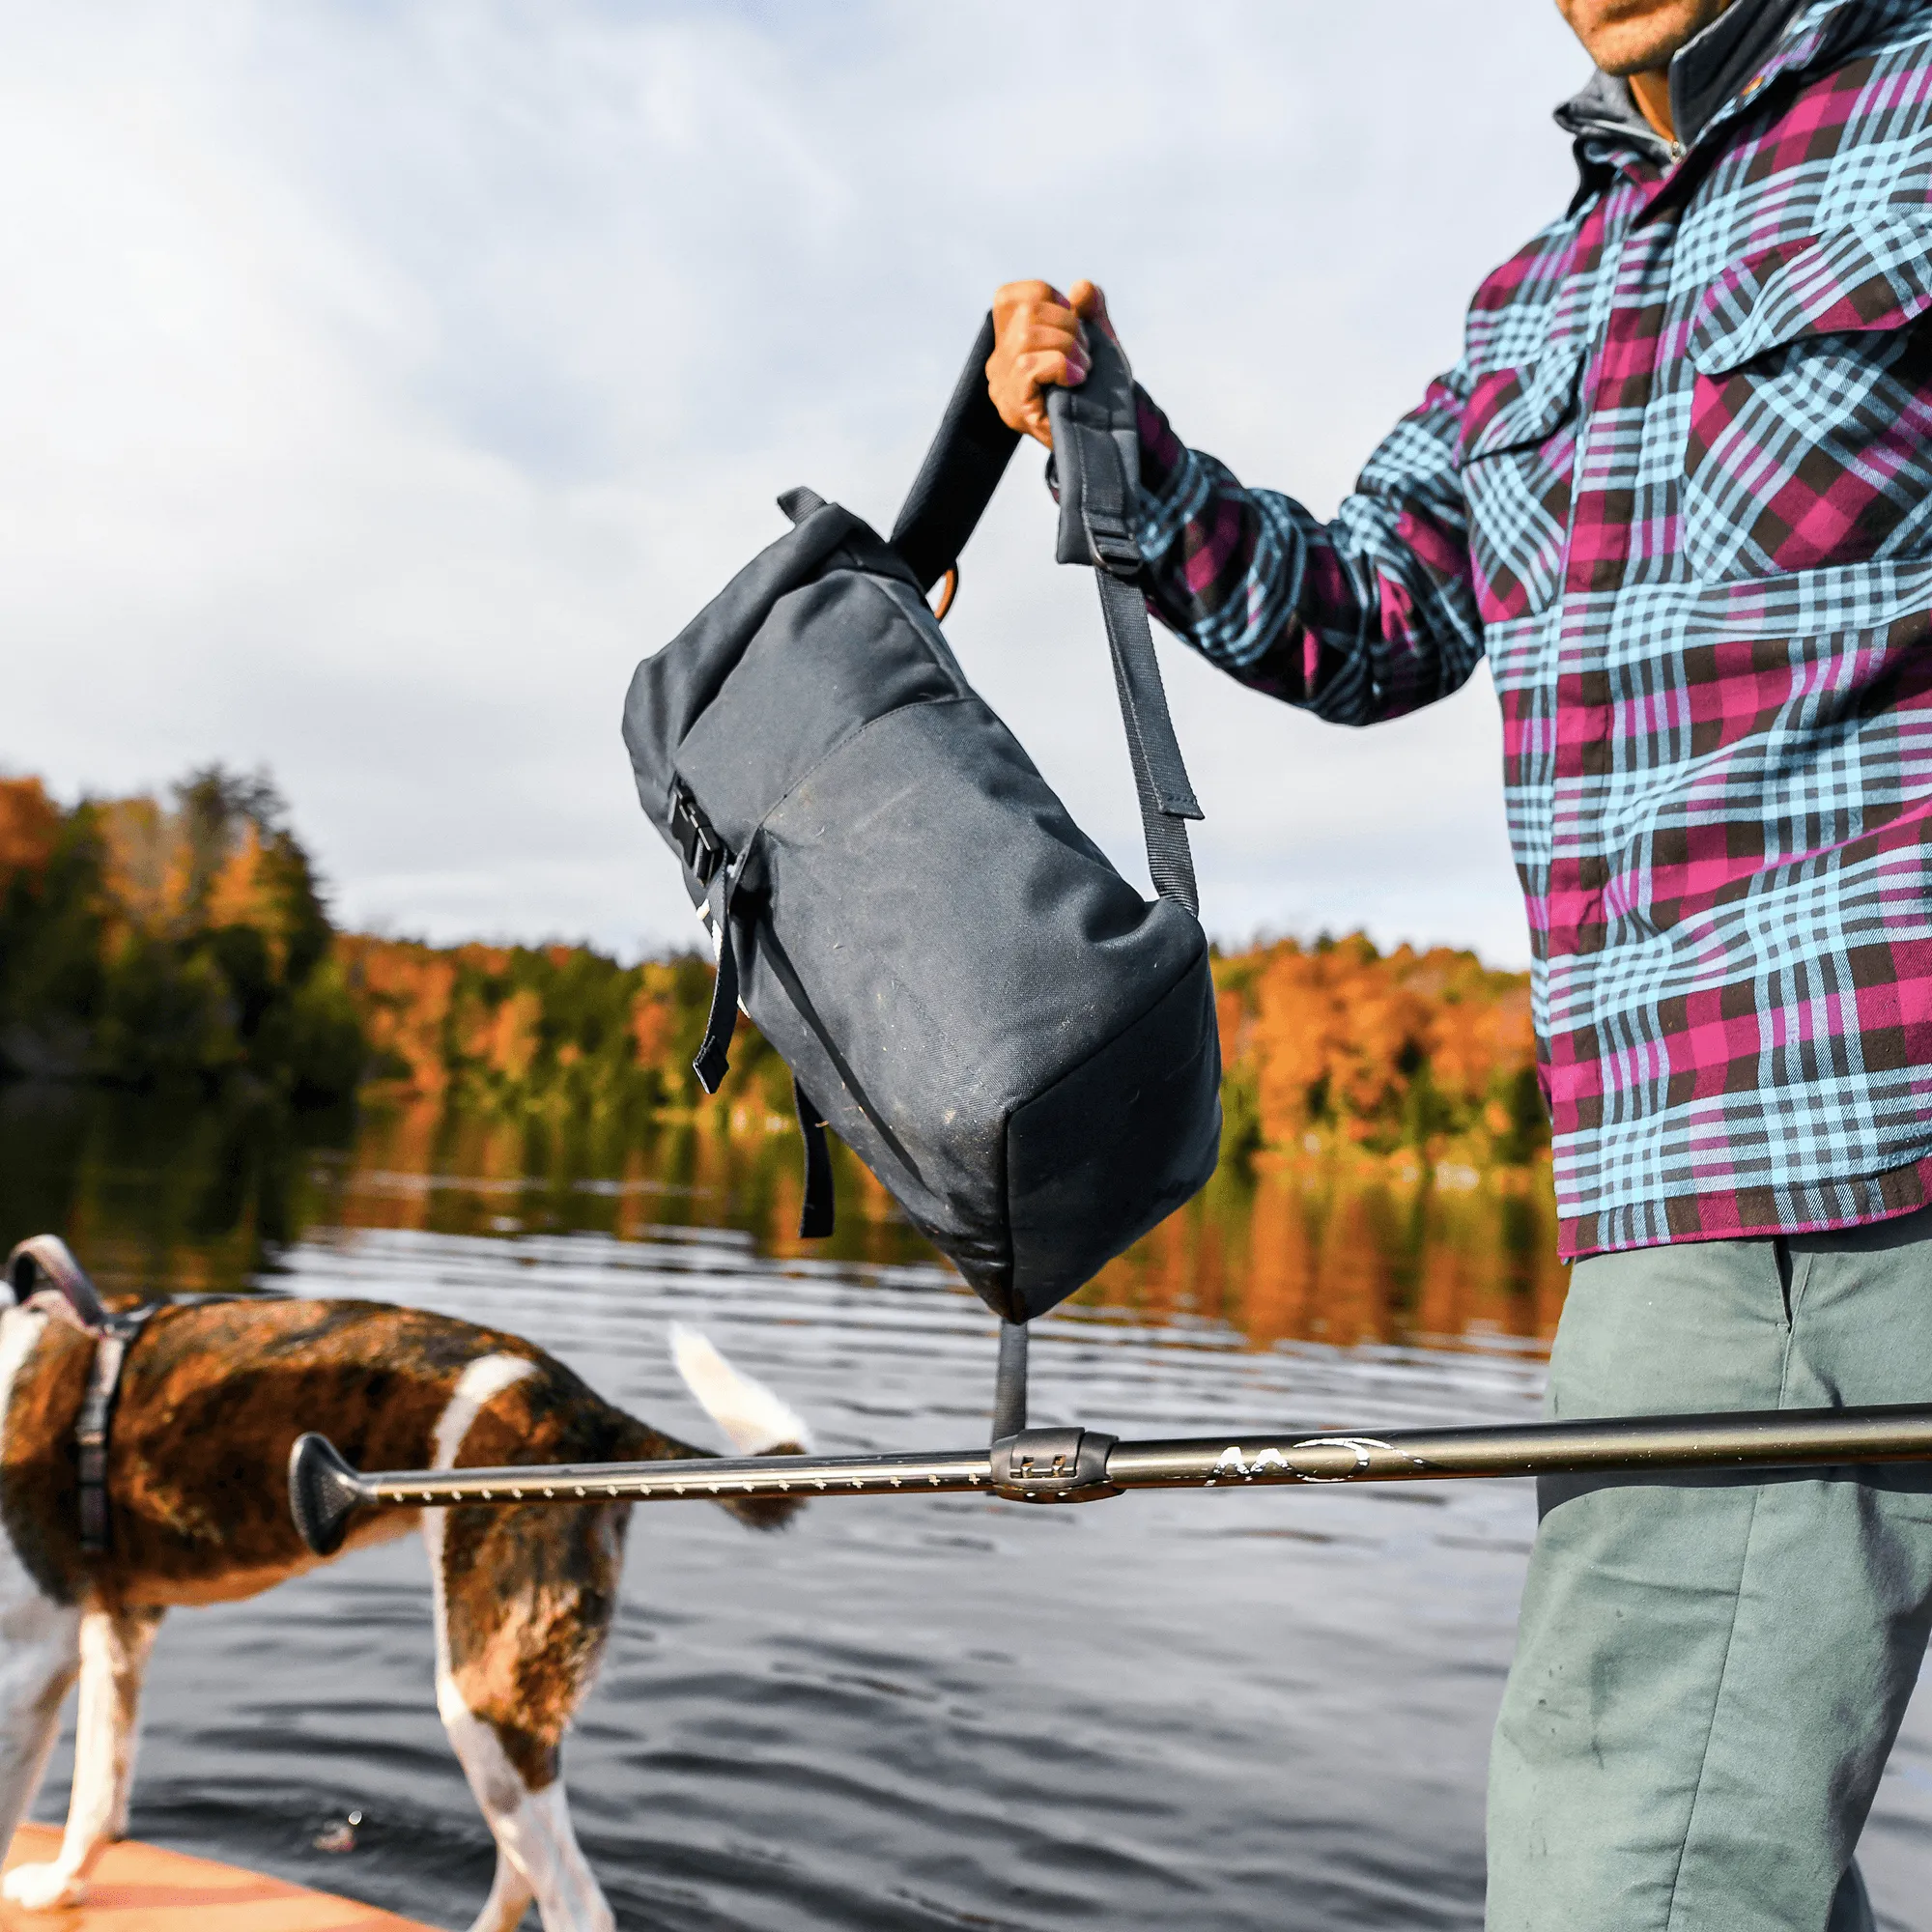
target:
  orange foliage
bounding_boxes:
[1221,932,1541,1161]
[336,935,458,1097]
[332,919,1541,1166]
[90,794,300,964]
[1429,980,1535,1102]
[629,994,675,1068]
[463,985,542,1083]
[2,767,362,1103]
[0,779,60,886]
[96,797,189,936]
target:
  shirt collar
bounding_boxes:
[1553,0,1807,164]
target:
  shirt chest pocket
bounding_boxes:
[1683,216,1932,582]
[1458,350,1583,626]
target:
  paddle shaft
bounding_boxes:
[289,1403,1932,1554]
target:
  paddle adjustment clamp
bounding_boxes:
[988,1426,1121,1504]
[985,1316,1119,1502]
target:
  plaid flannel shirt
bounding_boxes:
[1132,0,1932,1257]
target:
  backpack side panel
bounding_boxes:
[623,501,1224,1321]
[1003,952,1222,1321]
[742,689,1203,1303]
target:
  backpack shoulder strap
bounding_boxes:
[1049,330,1204,916]
[889,315,1023,594]
[890,314,1204,918]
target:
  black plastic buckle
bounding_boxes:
[668,781,726,888]
[989,1426,1121,1505]
[1083,510,1143,580]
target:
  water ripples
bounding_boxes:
[22,1220,1932,1928]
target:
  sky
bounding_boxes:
[1,2,1590,968]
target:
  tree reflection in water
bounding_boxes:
[0,1090,1565,1353]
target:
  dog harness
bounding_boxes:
[7,1235,156,1556]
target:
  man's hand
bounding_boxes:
[987,279,1119,447]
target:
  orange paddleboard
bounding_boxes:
[0,1824,434,1930]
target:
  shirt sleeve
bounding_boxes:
[1129,367,1484,725]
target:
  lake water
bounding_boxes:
[4,1086,1932,1929]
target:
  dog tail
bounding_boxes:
[668,1322,810,1529]
[669,1322,811,1454]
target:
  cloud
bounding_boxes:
[0,0,1587,966]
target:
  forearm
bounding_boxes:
[1130,383,1485,724]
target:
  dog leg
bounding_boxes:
[426,1353,617,1932]
[433,1523,619,1932]
[2,1605,162,1909]
[438,1688,610,1932]
[0,1306,83,1894]
[467,1837,537,1932]
[0,1605,80,1896]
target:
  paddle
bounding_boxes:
[289,1401,1932,1557]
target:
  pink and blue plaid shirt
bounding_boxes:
[1132,0,1932,1257]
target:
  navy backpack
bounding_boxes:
[621,319,1220,1324]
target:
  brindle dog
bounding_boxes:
[0,1292,806,1931]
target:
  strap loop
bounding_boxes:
[692,853,747,1094]
[793,1078,836,1239]
[7,1235,107,1329]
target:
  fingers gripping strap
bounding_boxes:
[890,314,1024,592]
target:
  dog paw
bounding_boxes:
[2,1861,86,1910]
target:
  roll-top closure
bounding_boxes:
[671,566,964,857]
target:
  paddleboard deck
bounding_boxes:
[1,1823,436,1930]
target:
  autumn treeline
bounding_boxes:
[3,772,1546,1168]
[1215,934,1545,1166]
[345,929,1547,1169]
[337,937,795,1131]
[0,773,362,1102]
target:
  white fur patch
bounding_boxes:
[668,1323,810,1455]
[422,1354,537,1661]
[0,1308,74,1661]
[433,1353,538,1472]
[0,1307,83,1852]
[440,1697,613,1932]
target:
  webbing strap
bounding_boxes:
[692,859,744,1095]
[1095,571,1201,914]
[1048,331,1204,916]
[793,1078,836,1239]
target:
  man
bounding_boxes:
[987,1,1932,1926]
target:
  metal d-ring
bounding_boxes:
[930,566,958,623]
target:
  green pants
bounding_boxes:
[1487,1206,1932,1930]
